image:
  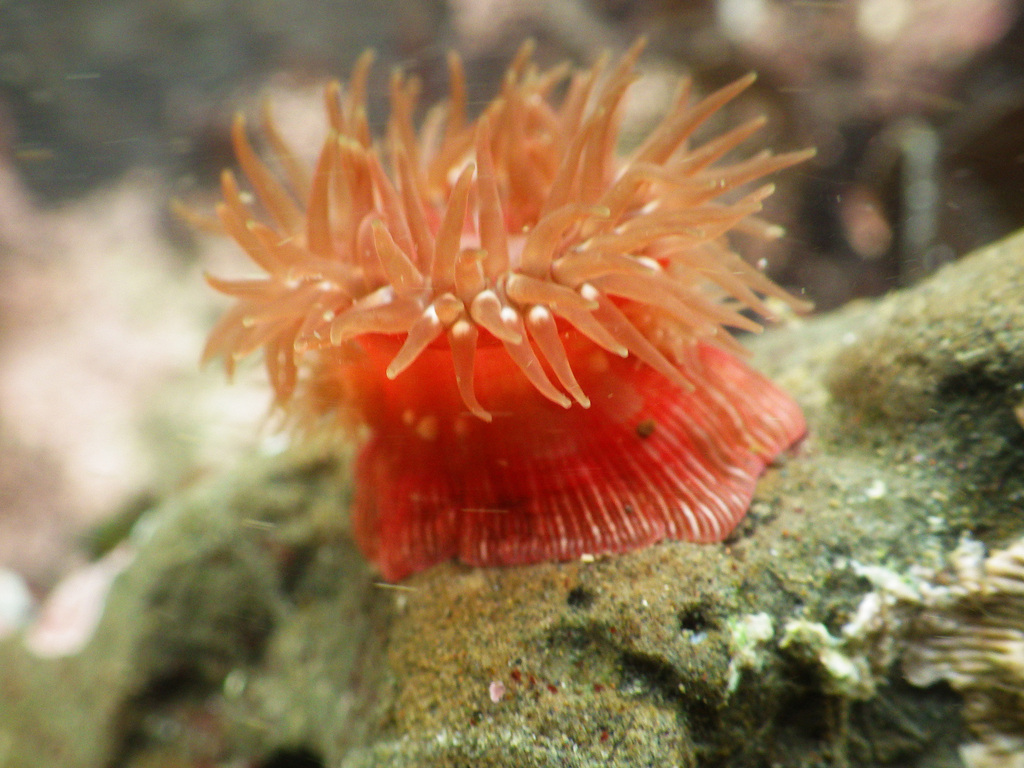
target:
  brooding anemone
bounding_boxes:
[201,40,812,581]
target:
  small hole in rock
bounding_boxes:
[678,604,713,633]
[567,585,595,609]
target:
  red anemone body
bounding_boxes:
[330,337,803,580]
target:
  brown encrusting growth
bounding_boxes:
[904,537,1024,767]
[201,39,811,580]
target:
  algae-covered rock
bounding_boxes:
[3,228,1024,767]
[0,451,379,768]
[826,228,1024,543]
[826,229,1024,424]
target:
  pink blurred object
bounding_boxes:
[23,544,135,658]
[489,680,506,703]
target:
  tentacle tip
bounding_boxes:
[471,407,494,423]
[783,294,815,314]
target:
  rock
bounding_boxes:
[827,228,1024,424]
[826,227,1024,542]
[3,228,1024,767]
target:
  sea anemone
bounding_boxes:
[201,39,811,581]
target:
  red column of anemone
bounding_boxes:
[336,336,805,581]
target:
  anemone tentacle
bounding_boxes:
[206,41,810,422]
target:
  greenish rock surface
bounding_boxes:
[3,229,1024,768]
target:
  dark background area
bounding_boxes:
[2,0,1023,306]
